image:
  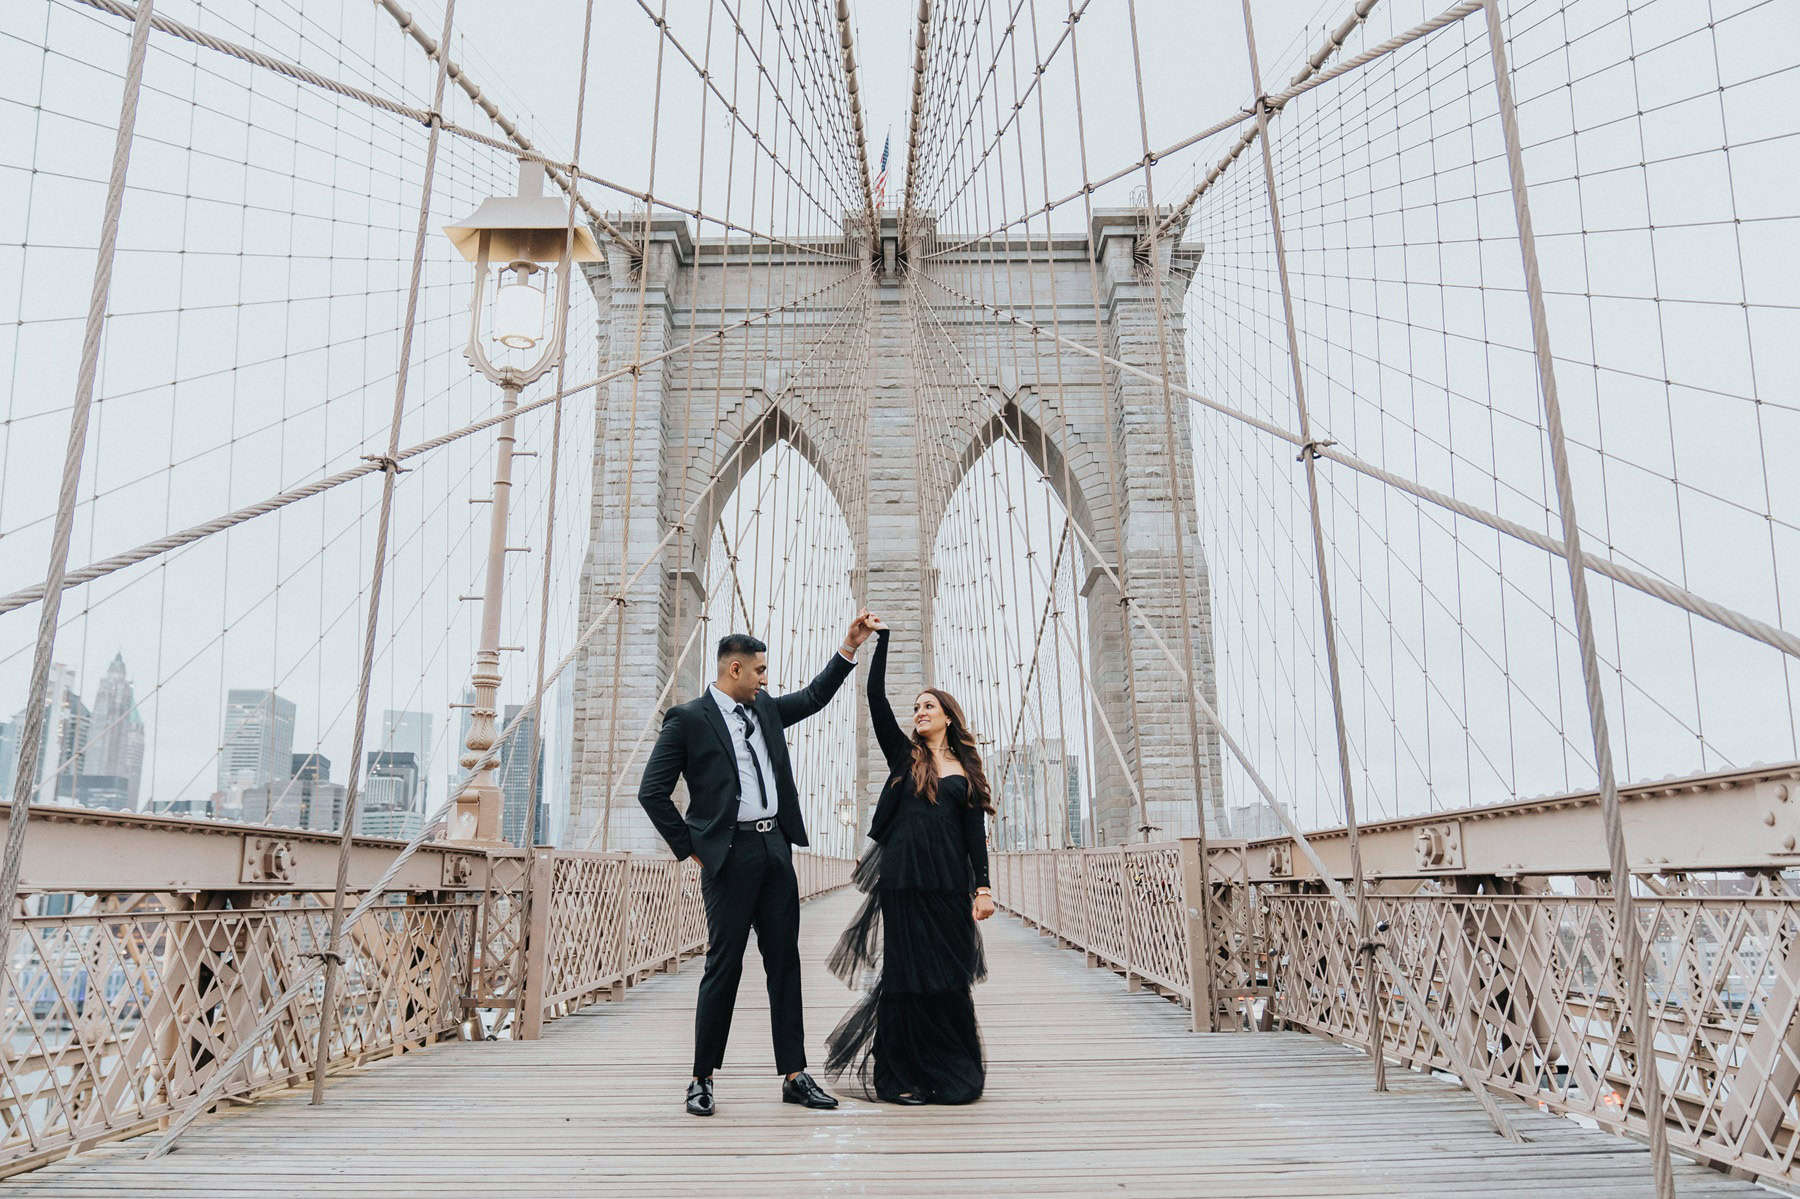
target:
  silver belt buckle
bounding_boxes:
[753,817,775,833]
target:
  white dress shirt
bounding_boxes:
[708,685,782,820]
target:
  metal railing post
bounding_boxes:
[1179,837,1214,1030]
[516,848,556,1040]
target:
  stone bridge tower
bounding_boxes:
[567,210,1222,854]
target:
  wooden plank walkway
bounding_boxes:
[12,888,1769,1197]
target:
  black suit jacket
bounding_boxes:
[636,652,855,873]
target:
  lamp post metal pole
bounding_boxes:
[454,380,522,844]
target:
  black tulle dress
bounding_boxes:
[825,628,989,1104]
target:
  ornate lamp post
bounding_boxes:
[443,160,600,843]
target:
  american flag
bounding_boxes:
[873,130,890,209]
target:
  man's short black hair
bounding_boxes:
[717,632,767,661]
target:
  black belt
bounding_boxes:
[736,817,778,833]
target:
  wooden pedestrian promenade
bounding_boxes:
[9,889,1764,1198]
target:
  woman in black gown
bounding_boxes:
[825,620,995,1104]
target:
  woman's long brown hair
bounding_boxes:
[908,688,995,813]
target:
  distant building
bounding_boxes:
[548,668,574,846]
[447,686,475,804]
[1010,737,1076,849]
[1064,754,1083,848]
[291,752,331,782]
[1228,800,1290,840]
[357,807,424,840]
[153,796,213,819]
[498,704,545,847]
[377,710,432,809]
[358,751,420,836]
[85,652,146,809]
[239,779,304,826]
[241,766,344,831]
[7,664,90,804]
[74,774,132,811]
[0,719,17,803]
[298,780,346,831]
[218,690,296,791]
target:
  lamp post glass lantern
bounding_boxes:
[493,262,546,350]
[441,159,600,844]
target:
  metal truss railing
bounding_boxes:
[993,781,1800,1190]
[0,809,852,1177]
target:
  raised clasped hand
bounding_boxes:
[845,610,885,647]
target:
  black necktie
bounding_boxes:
[735,704,773,814]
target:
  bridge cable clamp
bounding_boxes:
[1296,439,1336,463]
[302,948,346,966]
[362,453,409,475]
[1356,921,1392,958]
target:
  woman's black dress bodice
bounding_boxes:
[862,629,990,893]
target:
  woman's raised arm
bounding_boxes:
[867,627,911,772]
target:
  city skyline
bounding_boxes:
[1,656,145,812]
[0,661,460,834]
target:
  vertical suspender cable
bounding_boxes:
[1480,2,1675,1191]
[1120,0,1220,1028]
[1237,0,1385,1087]
[309,0,459,1106]
[1063,0,1151,845]
[511,0,600,1033]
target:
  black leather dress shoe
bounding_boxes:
[781,1071,839,1109]
[686,1077,715,1117]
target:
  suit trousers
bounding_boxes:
[693,826,805,1077]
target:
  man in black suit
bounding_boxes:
[637,613,877,1116]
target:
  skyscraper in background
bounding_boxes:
[1227,800,1291,840]
[291,752,331,781]
[498,703,544,847]
[448,685,475,806]
[242,753,343,830]
[1064,754,1083,848]
[218,690,296,792]
[85,652,146,809]
[359,750,423,839]
[377,710,432,810]
[548,668,574,847]
[7,664,90,805]
[291,753,345,831]
[362,751,419,813]
[1015,737,1074,850]
[0,719,18,804]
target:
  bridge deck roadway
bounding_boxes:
[12,888,1764,1197]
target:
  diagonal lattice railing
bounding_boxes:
[993,766,1800,1189]
[0,800,850,1176]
